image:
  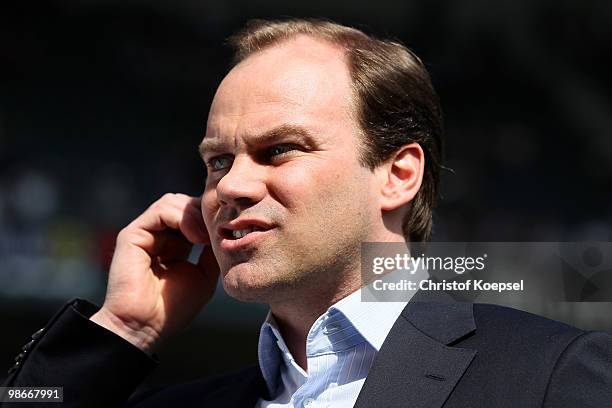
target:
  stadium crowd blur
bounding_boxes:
[1,0,611,384]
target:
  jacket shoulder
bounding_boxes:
[444,303,612,406]
[472,303,585,343]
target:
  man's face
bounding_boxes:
[200,36,381,303]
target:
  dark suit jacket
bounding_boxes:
[3,293,612,407]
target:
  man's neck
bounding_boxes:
[265,234,410,371]
[268,283,360,371]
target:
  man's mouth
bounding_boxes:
[217,219,275,248]
[222,226,268,240]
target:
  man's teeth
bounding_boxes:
[231,227,263,239]
[233,230,249,239]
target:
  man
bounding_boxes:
[3,19,612,407]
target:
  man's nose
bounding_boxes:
[215,155,266,208]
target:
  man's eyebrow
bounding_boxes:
[248,124,317,148]
[198,124,316,158]
[198,138,225,159]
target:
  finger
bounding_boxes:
[160,194,208,245]
[181,197,210,245]
[130,193,207,245]
[154,230,193,262]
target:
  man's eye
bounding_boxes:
[207,155,233,171]
[268,144,299,157]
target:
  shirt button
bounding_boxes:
[21,339,36,351]
[303,397,315,408]
[31,328,45,340]
[322,325,339,335]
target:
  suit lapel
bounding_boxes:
[354,291,477,408]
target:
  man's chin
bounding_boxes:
[221,262,272,302]
[222,281,276,303]
[220,262,294,303]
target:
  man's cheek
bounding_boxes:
[269,171,313,203]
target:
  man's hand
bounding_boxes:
[90,193,219,354]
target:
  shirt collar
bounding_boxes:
[257,312,288,396]
[325,264,429,351]
[328,287,407,351]
[257,272,426,396]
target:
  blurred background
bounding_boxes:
[1,0,611,388]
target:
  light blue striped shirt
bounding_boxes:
[255,288,409,408]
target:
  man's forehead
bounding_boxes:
[216,37,350,106]
[237,34,348,73]
[203,35,355,145]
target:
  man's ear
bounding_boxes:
[377,143,425,211]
